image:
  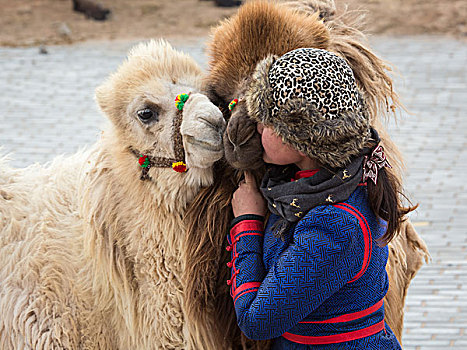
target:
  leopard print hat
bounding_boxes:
[245,48,371,169]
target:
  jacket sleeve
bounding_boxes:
[226,206,364,340]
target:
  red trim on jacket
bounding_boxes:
[233,282,262,298]
[234,289,259,304]
[282,320,385,345]
[228,219,264,297]
[235,231,264,240]
[299,298,384,324]
[230,220,264,239]
[340,203,373,282]
[333,203,372,283]
[232,241,238,292]
[233,282,261,304]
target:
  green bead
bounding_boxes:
[180,93,189,102]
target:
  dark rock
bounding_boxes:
[214,0,242,7]
[72,0,111,21]
[39,45,48,55]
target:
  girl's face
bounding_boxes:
[256,123,303,166]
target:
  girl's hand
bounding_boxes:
[232,171,267,218]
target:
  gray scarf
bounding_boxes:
[261,155,364,220]
[259,129,381,237]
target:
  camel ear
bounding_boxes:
[94,78,126,128]
[95,80,114,116]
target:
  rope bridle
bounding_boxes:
[129,93,189,181]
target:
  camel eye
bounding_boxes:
[137,108,158,123]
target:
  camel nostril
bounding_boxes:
[199,117,225,133]
[227,132,238,148]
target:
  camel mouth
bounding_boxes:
[184,135,223,153]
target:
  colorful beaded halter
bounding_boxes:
[130,93,189,181]
[228,98,238,111]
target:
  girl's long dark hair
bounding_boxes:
[367,162,417,246]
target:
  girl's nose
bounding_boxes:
[256,122,264,134]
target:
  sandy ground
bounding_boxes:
[0,0,466,47]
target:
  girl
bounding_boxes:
[227,48,412,349]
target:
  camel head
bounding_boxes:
[205,1,329,171]
[206,0,402,173]
[96,40,225,191]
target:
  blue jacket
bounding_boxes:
[226,186,401,349]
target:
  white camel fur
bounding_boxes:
[0,40,226,349]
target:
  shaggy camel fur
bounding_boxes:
[183,1,429,349]
[0,40,227,349]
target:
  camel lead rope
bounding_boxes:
[171,94,188,170]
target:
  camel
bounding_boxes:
[183,1,429,348]
[0,39,227,349]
